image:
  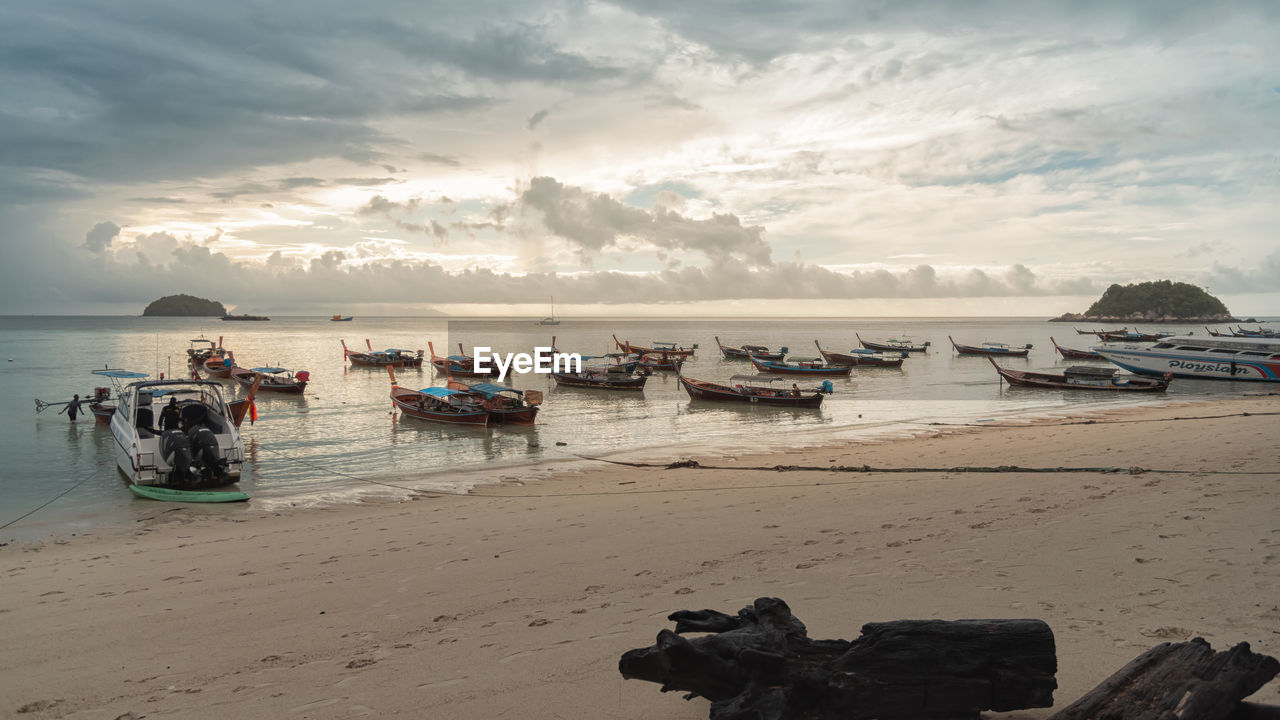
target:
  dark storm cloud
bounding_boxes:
[612,0,1280,63]
[0,1,626,187]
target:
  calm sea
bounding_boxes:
[2,315,1273,543]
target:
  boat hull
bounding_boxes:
[749,357,852,376]
[391,388,489,425]
[950,337,1030,356]
[1093,347,1280,382]
[552,372,647,389]
[990,359,1168,392]
[230,368,306,394]
[816,344,905,367]
[1050,338,1103,360]
[349,354,424,367]
[679,377,823,407]
[856,334,929,354]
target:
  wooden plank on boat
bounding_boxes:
[129,484,249,503]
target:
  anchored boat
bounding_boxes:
[1093,336,1280,381]
[109,378,246,489]
[949,336,1032,356]
[679,373,831,407]
[989,357,1170,392]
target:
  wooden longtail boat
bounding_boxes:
[191,367,262,426]
[202,350,236,378]
[814,341,905,367]
[949,336,1032,356]
[1232,325,1279,338]
[748,356,852,376]
[855,333,930,354]
[86,369,150,423]
[1074,327,1118,335]
[445,379,542,425]
[715,336,786,361]
[1094,328,1174,342]
[638,352,684,371]
[988,357,1170,392]
[552,365,647,390]
[679,373,830,408]
[1050,337,1103,360]
[387,368,489,426]
[330,315,354,321]
[427,342,501,378]
[343,339,425,367]
[612,334,697,356]
[230,367,309,394]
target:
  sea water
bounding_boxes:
[1,315,1272,543]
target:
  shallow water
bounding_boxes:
[2,315,1273,543]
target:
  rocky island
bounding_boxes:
[1051,280,1238,324]
[142,294,227,317]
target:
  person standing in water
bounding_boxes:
[60,394,83,423]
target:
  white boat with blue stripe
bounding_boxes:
[1093,335,1280,382]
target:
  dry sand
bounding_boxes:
[2,395,1278,718]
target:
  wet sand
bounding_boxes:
[2,395,1277,718]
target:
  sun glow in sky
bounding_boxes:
[1,1,1277,315]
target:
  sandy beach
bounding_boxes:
[2,395,1278,719]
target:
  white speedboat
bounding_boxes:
[1093,335,1280,382]
[109,378,246,488]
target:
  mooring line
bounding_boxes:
[1,468,103,532]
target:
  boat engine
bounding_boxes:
[188,426,229,484]
[160,430,197,487]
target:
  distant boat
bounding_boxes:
[949,336,1032,357]
[536,297,560,326]
[1050,337,1103,360]
[856,333,930,354]
[331,315,354,322]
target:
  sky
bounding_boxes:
[1,1,1278,316]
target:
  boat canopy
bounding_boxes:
[446,355,472,362]
[249,367,288,373]
[465,383,521,397]
[847,348,879,355]
[419,387,461,397]
[651,341,678,348]
[92,369,149,379]
[730,375,789,384]
[384,348,411,354]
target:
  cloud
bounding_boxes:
[527,109,550,130]
[83,221,120,252]
[518,177,773,265]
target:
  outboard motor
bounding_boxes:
[161,430,195,487]
[188,426,228,484]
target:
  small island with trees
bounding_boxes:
[1051,280,1238,323]
[142,294,227,317]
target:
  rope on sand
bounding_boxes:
[910,410,1280,428]
[568,456,1277,476]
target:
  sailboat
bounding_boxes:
[536,297,560,326]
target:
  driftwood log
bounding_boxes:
[618,597,1058,719]
[1049,637,1279,720]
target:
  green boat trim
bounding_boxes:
[129,484,250,503]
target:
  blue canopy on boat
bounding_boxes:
[446,355,471,362]
[250,367,287,373]
[92,369,149,379]
[419,387,460,397]
[384,348,410,354]
[465,383,520,398]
